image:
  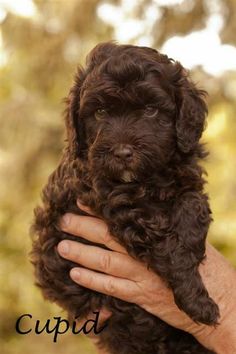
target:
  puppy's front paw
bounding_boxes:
[175,292,220,326]
[190,296,220,326]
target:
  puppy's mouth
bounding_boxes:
[89,150,138,183]
[104,169,137,184]
[120,170,136,183]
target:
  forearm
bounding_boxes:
[195,308,236,353]
[192,243,236,353]
[210,323,236,354]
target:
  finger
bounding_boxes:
[76,308,112,331]
[77,200,97,217]
[88,308,112,354]
[57,241,146,281]
[70,267,140,303]
[60,213,127,254]
[96,308,112,326]
[75,307,112,342]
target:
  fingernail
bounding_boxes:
[70,268,80,280]
[60,213,71,228]
[77,199,84,207]
[58,241,69,256]
[101,308,112,317]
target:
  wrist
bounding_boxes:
[193,309,236,353]
[191,244,236,353]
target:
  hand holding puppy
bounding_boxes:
[58,202,236,354]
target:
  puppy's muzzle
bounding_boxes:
[113,144,134,162]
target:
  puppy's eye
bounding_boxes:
[145,105,159,118]
[95,108,107,121]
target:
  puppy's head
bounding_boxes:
[65,42,207,184]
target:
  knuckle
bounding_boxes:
[100,253,111,272]
[74,250,81,263]
[104,279,116,295]
[102,226,112,245]
[135,293,147,308]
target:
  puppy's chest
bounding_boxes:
[79,180,170,213]
[79,183,172,242]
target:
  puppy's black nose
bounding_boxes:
[113,144,133,160]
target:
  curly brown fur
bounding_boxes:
[30,42,219,354]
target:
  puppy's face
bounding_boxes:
[79,64,176,183]
[66,43,207,184]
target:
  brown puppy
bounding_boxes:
[31,42,219,354]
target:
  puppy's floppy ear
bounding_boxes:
[64,42,118,159]
[174,64,208,153]
[64,67,86,159]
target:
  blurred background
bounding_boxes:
[0,0,235,353]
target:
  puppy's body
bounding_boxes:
[31,43,219,354]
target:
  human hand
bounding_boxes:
[57,201,236,353]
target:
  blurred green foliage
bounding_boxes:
[0,1,235,353]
